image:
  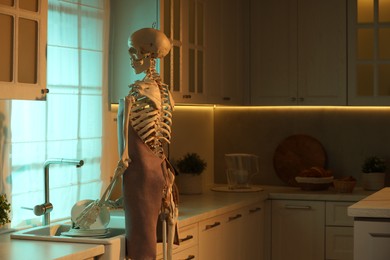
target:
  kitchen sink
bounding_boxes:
[10,213,126,245]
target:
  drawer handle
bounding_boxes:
[182,255,195,260]
[205,222,220,230]
[371,233,390,238]
[179,234,194,243]
[285,205,312,210]
[228,214,242,221]
[249,207,262,213]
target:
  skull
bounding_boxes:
[128,28,172,74]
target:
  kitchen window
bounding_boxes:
[8,0,106,228]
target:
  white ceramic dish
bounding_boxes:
[71,199,110,229]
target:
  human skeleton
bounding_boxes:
[118,28,178,260]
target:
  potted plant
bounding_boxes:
[174,153,207,195]
[361,156,387,191]
[0,193,11,228]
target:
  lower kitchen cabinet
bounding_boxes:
[353,219,390,260]
[325,201,354,260]
[271,200,355,260]
[199,201,265,260]
[156,201,265,259]
[271,200,325,260]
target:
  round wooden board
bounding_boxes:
[273,134,327,186]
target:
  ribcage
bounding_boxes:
[129,81,173,156]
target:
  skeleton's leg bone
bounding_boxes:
[162,217,167,260]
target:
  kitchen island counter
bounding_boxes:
[348,187,390,218]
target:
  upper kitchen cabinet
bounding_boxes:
[0,0,48,100]
[202,0,246,105]
[161,0,205,104]
[109,0,159,104]
[348,0,390,106]
[250,0,347,106]
[161,0,245,105]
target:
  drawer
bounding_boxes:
[326,202,354,227]
[326,226,353,260]
[172,245,198,260]
[198,214,225,233]
[156,223,198,255]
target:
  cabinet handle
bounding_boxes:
[182,94,192,99]
[179,234,194,243]
[181,255,195,260]
[290,97,297,102]
[205,222,220,230]
[222,97,231,101]
[249,207,262,214]
[371,233,390,238]
[228,214,242,221]
[285,205,312,210]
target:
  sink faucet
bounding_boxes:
[34,158,84,226]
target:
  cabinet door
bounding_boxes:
[250,0,297,106]
[271,200,325,260]
[205,0,245,105]
[250,0,347,106]
[223,209,246,260]
[347,0,390,105]
[243,202,265,260]
[0,0,48,100]
[162,0,208,104]
[298,0,347,105]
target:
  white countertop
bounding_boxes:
[0,185,374,259]
[0,233,104,260]
[348,187,390,218]
[177,185,372,226]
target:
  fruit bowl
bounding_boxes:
[295,176,334,190]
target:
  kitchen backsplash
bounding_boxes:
[213,106,390,187]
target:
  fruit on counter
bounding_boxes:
[299,166,333,178]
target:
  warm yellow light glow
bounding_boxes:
[212,105,390,112]
[183,105,390,113]
[358,0,374,23]
[113,103,390,113]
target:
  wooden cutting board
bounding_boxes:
[273,134,327,186]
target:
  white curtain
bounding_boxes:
[10,0,106,228]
